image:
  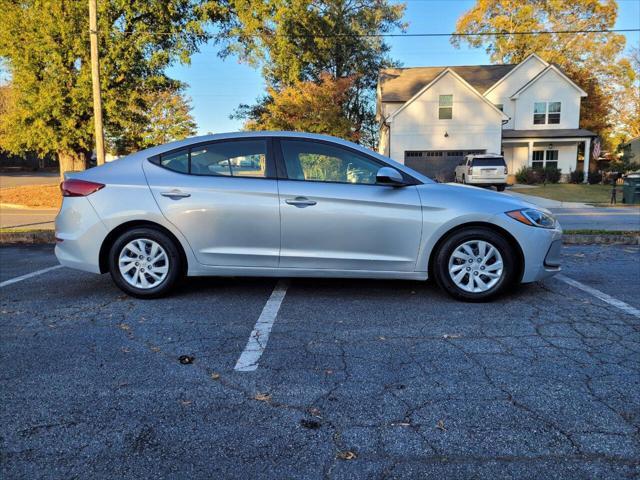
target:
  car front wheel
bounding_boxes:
[108,227,182,298]
[433,228,518,301]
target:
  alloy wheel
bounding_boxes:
[448,240,504,293]
[118,238,169,289]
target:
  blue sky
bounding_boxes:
[167,0,640,135]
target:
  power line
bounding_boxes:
[109,28,639,38]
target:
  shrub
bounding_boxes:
[515,165,529,184]
[587,171,603,184]
[543,166,561,183]
[569,170,584,183]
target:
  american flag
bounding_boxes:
[592,138,601,159]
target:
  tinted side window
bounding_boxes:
[280,140,381,185]
[191,140,267,177]
[160,149,189,173]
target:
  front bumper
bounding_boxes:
[490,212,562,283]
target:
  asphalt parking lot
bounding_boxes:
[1,244,639,479]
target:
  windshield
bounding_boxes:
[472,157,506,167]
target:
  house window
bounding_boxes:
[495,104,504,112]
[405,151,423,157]
[533,102,561,125]
[533,102,546,124]
[548,102,561,124]
[532,151,544,168]
[439,95,453,119]
[545,150,559,168]
[532,150,558,169]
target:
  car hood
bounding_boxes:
[416,182,548,215]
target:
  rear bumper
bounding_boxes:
[467,176,508,185]
[54,197,108,274]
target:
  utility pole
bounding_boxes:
[89,0,105,165]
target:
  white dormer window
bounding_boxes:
[533,101,561,125]
[439,95,453,119]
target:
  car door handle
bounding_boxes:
[160,189,191,199]
[285,197,317,207]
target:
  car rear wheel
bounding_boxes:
[109,227,182,298]
[496,184,506,192]
[433,228,518,301]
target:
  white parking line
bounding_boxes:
[0,265,63,288]
[234,280,289,372]
[557,274,640,319]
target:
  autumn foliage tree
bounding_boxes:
[219,0,406,148]
[451,0,635,147]
[243,74,357,140]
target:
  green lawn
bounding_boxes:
[510,184,614,203]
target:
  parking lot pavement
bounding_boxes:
[1,245,639,479]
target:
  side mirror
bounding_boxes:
[376,167,406,187]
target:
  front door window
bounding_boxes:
[280,139,381,185]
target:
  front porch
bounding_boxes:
[501,129,596,183]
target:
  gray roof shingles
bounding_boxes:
[378,64,516,102]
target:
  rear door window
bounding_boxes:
[471,157,506,167]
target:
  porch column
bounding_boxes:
[527,140,534,167]
[583,137,591,184]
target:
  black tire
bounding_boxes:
[108,227,183,299]
[496,184,506,192]
[462,174,466,184]
[432,227,518,302]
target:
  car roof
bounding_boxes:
[467,153,504,158]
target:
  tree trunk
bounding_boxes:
[58,151,87,180]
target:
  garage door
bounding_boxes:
[404,150,485,182]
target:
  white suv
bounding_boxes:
[455,154,508,191]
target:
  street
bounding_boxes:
[1,244,639,479]
[553,207,640,232]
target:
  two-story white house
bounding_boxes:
[376,54,596,182]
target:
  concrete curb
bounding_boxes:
[562,234,639,245]
[1,230,638,246]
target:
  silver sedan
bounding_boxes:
[55,132,562,301]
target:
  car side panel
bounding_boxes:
[278,181,423,271]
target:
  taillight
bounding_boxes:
[60,179,105,197]
[504,166,508,174]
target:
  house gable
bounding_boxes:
[386,69,508,124]
[483,53,548,98]
[385,69,506,161]
[510,64,588,99]
[511,67,585,130]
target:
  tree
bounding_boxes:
[242,73,357,140]
[111,86,197,155]
[611,46,640,140]
[451,0,635,146]
[217,0,406,148]
[0,0,221,177]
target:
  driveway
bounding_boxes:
[1,244,639,478]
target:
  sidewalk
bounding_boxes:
[504,190,593,208]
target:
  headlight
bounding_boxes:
[506,208,557,229]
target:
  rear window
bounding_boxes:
[471,157,506,167]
